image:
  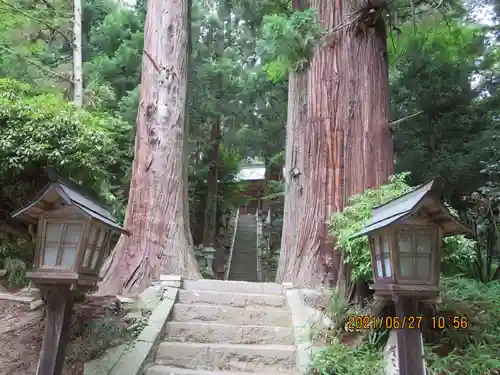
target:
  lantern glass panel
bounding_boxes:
[416,234,432,254]
[46,223,63,241]
[91,251,99,269]
[381,236,392,277]
[371,237,382,279]
[83,227,97,267]
[397,230,436,281]
[400,255,414,277]
[86,229,108,270]
[83,247,92,268]
[375,259,383,278]
[398,232,413,253]
[381,236,390,254]
[43,243,59,266]
[43,223,63,266]
[416,255,431,280]
[60,245,78,267]
[64,223,82,244]
[60,223,83,267]
[43,222,83,267]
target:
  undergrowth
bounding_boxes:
[307,292,386,375]
[308,278,500,375]
[425,276,500,375]
[67,300,150,363]
[310,338,385,375]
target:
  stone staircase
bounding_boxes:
[146,279,296,375]
[228,215,258,282]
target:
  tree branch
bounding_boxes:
[0,44,74,84]
[143,50,162,73]
[387,110,424,131]
[0,0,74,47]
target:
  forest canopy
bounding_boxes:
[1,0,500,372]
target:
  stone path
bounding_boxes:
[145,279,296,375]
[228,215,258,282]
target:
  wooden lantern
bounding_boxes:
[353,178,470,301]
[12,168,129,290]
[11,167,129,375]
[353,178,471,375]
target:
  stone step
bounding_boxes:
[171,303,291,327]
[228,274,259,279]
[177,290,286,308]
[146,366,291,375]
[166,321,294,345]
[228,274,258,277]
[155,342,295,372]
[183,280,283,295]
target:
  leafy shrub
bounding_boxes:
[308,292,386,375]
[309,338,385,375]
[0,77,132,219]
[425,276,500,374]
[328,173,476,282]
[0,234,34,285]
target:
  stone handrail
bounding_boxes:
[84,279,179,375]
[224,208,240,280]
[256,208,263,282]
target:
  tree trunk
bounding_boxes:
[277,0,394,288]
[72,0,83,107]
[98,0,200,296]
[206,0,230,276]
[201,120,221,248]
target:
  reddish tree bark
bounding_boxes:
[277,0,394,288]
[98,0,200,296]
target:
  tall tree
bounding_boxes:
[73,0,83,107]
[277,0,394,288]
[98,0,200,296]
[201,1,226,253]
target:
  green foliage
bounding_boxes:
[259,8,322,81]
[0,77,131,217]
[328,173,476,282]
[328,173,412,281]
[188,146,245,245]
[308,293,385,375]
[84,4,144,111]
[309,338,384,375]
[0,233,33,284]
[390,19,500,199]
[425,276,500,374]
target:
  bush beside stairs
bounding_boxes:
[146,279,296,375]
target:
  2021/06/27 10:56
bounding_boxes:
[346,315,470,330]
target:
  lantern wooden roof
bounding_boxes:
[11,167,129,235]
[354,178,470,239]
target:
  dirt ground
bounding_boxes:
[0,295,128,375]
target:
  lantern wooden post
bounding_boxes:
[11,167,130,375]
[36,286,74,375]
[395,297,425,375]
[352,178,471,375]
